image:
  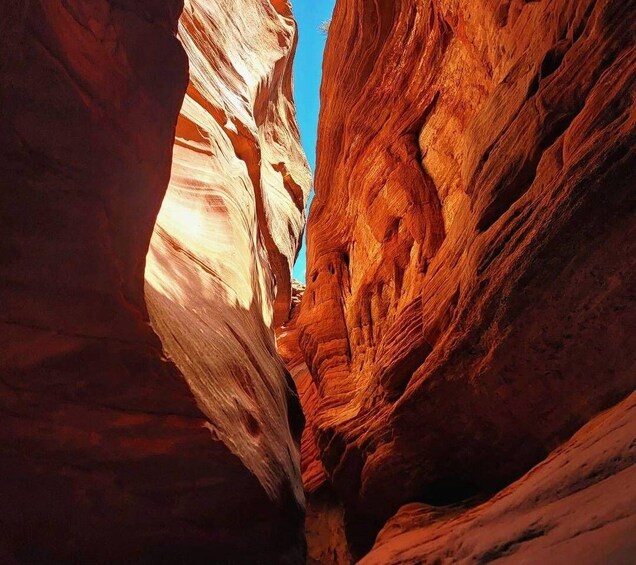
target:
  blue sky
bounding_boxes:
[291,0,335,282]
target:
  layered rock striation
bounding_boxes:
[278,283,353,564]
[296,0,636,554]
[145,0,312,533]
[0,0,309,562]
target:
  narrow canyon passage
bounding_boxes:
[0,1,634,564]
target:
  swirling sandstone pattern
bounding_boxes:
[297,0,636,553]
[0,0,309,562]
[145,0,311,519]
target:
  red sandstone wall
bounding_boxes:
[296,0,636,555]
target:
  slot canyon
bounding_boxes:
[0,0,634,563]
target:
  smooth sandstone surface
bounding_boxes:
[296,0,636,553]
[361,392,636,564]
[0,0,309,562]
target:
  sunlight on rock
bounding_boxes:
[144,0,311,513]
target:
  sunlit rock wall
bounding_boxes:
[0,0,309,562]
[145,0,311,543]
[298,0,635,554]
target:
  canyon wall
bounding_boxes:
[0,0,309,562]
[145,0,312,539]
[297,0,636,556]
[278,284,353,565]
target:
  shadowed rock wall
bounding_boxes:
[0,0,309,562]
[361,391,636,564]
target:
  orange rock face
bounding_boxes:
[0,0,308,562]
[278,283,326,495]
[297,0,636,553]
[278,283,353,564]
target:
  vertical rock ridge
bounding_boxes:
[145,0,311,506]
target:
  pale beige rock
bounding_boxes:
[145,0,311,505]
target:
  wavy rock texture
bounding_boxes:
[361,391,636,564]
[0,0,309,562]
[278,283,325,495]
[298,0,636,553]
[145,0,311,525]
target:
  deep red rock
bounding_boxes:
[0,1,308,562]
